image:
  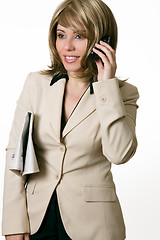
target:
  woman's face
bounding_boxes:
[56,23,88,75]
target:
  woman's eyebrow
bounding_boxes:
[57,29,65,32]
[76,30,86,33]
[57,29,86,32]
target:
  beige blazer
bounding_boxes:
[2,72,139,240]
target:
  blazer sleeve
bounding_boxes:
[93,77,139,165]
[2,73,33,235]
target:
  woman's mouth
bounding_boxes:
[64,56,80,63]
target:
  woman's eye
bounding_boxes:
[57,34,65,39]
[75,34,83,40]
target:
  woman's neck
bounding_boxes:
[67,73,89,90]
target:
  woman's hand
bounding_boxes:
[93,41,117,81]
[5,234,30,240]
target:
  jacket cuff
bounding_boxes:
[93,78,126,125]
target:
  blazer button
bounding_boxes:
[101,97,107,103]
[60,146,64,152]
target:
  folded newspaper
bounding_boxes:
[9,111,40,176]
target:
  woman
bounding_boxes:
[2,0,139,239]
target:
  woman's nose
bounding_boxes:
[64,39,75,51]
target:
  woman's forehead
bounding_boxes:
[58,17,86,32]
[57,23,86,33]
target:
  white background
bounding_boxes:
[0,0,160,239]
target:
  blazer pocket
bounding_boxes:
[82,185,116,202]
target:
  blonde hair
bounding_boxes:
[42,0,118,82]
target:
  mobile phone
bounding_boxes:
[89,36,111,62]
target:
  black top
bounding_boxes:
[61,94,66,135]
[60,86,89,137]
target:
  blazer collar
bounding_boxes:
[45,77,96,141]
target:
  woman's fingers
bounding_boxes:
[6,235,23,240]
[5,234,30,240]
[92,40,117,80]
[24,233,30,240]
[99,40,115,53]
[94,42,116,64]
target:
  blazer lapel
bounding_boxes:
[44,78,66,142]
[62,88,96,138]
